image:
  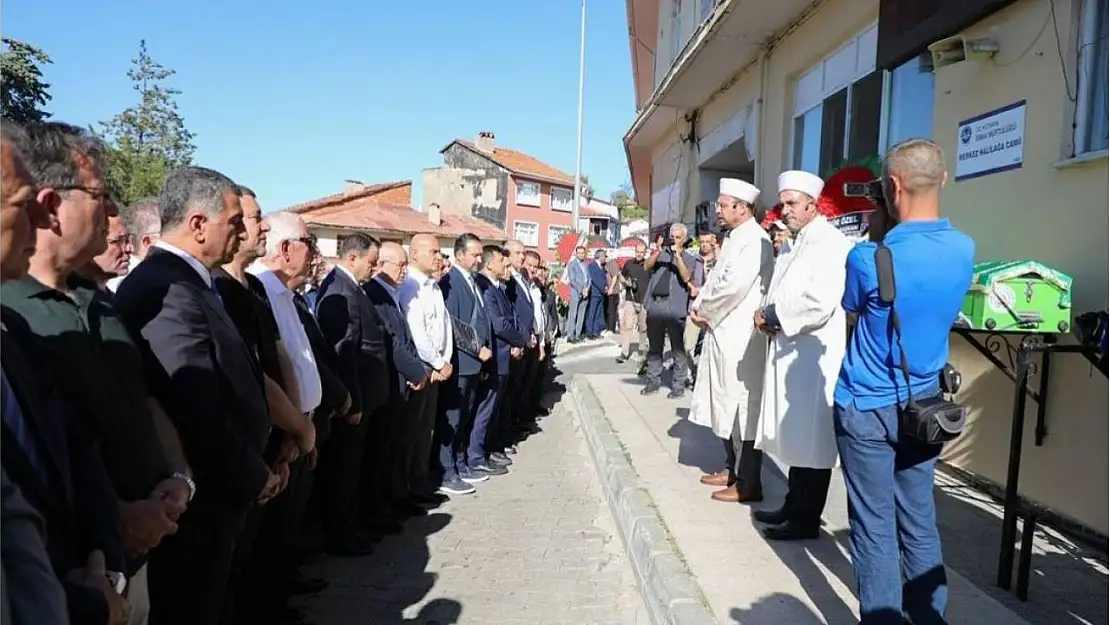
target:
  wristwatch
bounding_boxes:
[106,571,127,595]
[170,472,196,502]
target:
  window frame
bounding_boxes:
[512,219,540,247]
[550,187,574,212]
[547,225,570,249]
[1073,0,1109,157]
[671,0,684,66]
[516,181,541,207]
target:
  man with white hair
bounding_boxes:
[107,197,161,292]
[688,178,774,503]
[642,222,697,397]
[752,170,853,541]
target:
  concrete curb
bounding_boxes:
[569,376,718,625]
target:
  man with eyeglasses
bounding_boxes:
[107,198,161,293]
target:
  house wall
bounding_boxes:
[631,0,1109,533]
[506,176,576,262]
[309,225,457,265]
[420,144,509,229]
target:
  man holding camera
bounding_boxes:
[641,223,697,398]
[753,170,853,540]
[835,139,974,624]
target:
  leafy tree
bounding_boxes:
[1,38,53,124]
[98,40,196,205]
[577,174,596,203]
[611,181,647,221]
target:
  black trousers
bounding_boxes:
[317,415,367,548]
[723,438,763,496]
[782,467,832,529]
[605,294,620,332]
[530,351,550,412]
[515,349,539,424]
[148,494,249,625]
[364,394,406,523]
[645,314,686,389]
[488,373,512,452]
[403,383,438,494]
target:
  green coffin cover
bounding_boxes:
[968,260,1074,307]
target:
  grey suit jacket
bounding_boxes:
[1,465,68,625]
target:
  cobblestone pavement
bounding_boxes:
[298,388,648,625]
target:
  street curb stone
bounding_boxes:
[569,376,718,625]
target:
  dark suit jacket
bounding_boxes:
[0,313,123,625]
[587,261,607,297]
[504,271,536,341]
[363,278,427,402]
[314,267,389,416]
[1,464,68,625]
[292,292,346,446]
[541,285,559,343]
[113,248,271,506]
[439,267,492,378]
[474,274,526,376]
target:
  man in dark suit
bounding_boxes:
[0,121,128,625]
[113,166,278,625]
[362,242,429,532]
[313,233,386,555]
[586,250,608,338]
[502,241,538,439]
[436,234,493,496]
[471,246,524,477]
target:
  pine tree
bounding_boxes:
[98,40,196,205]
[0,38,53,124]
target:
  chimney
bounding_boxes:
[343,179,365,196]
[475,131,495,153]
[428,202,442,227]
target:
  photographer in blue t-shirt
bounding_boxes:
[834,138,974,625]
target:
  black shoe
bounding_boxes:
[366,517,404,536]
[471,462,508,476]
[762,521,820,541]
[667,388,685,399]
[616,355,629,363]
[326,535,375,557]
[641,383,661,396]
[753,508,786,525]
[505,444,519,455]
[394,500,428,518]
[287,574,328,596]
[534,406,551,417]
[411,492,449,508]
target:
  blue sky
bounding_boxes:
[6,0,635,211]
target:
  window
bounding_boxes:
[700,0,715,23]
[671,0,684,63]
[884,54,935,149]
[517,181,541,206]
[791,26,881,175]
[551,187,573,212]
[548,225,570,249]
[1076,0,1109,155]
[513,220,539,247]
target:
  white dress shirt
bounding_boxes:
[398,266,454,370]
[528,280,546,338]
[457,267,484,306]
[248,265,323,414]
[153,241,213,287]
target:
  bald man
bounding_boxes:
[397,234,454,506]
[363,242,429,528]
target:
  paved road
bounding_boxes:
[299,347,647,625]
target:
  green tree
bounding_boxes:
[1,38,53,124]
[98,40,196,205]
[611,181,647,221]
[577,173,596,203]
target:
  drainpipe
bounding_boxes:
[754,47,771,190]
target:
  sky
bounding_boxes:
[5,0,636,211]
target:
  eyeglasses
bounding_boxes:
[55,185,112,203]
[106,234,134,248]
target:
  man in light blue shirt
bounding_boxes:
[835,139,974,625]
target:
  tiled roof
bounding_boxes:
[445,140,574,184]
[285,180,412,215]
[304,199,503,240]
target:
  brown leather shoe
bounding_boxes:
[699,471,729,486]
[710,485,764,503]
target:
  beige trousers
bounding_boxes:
[619,301,648,357]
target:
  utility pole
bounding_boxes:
[571,0,587,235]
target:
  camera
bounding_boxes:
[939,363,962,395]
[843,179,886,205]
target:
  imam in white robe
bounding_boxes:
[688,218,774,441]
[756,215,853,470]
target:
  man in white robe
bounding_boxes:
[753,170,854,541]
[688,178,774,503]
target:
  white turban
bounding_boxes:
[718,178,760,205]
[777,170,825,200]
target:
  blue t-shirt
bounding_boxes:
[834,219,974,410]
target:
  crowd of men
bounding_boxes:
[0,120,561,625]
[613,139,972,625]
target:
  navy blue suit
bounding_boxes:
[587,261,607,336]
[505,270,540,427]
[475,274,528,456]
[436,267,492,480]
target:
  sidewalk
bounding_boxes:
[569,373,1087,625]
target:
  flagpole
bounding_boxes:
[571,0,586,238]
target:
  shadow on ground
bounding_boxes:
[664,403,1108,625]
